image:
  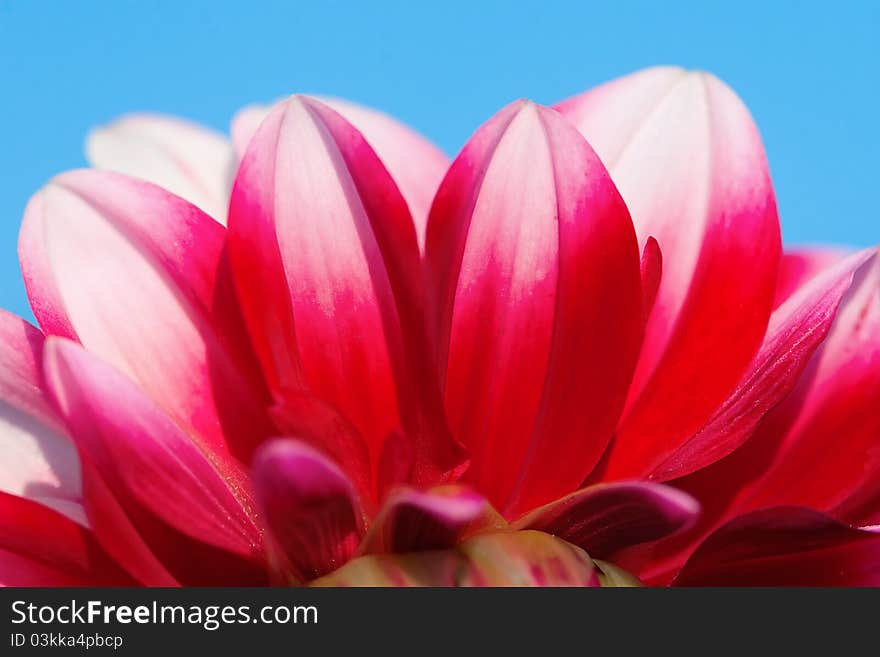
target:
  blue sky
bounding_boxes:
[0,1,877,319]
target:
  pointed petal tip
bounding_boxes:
[427,93,642,513]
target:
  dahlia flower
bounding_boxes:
[2,67,878,586]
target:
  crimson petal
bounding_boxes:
[674,507,880,586]
[559,68,781,479]
[43,339,263,566]
[651,248,876,480]
[729,252,880,520]
[228,95,464,484]
[231,99,449,248]
[426,100,643,515]
[0,491,130,586]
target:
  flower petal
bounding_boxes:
[0,310,83,524]
[19,169,272,460]
[426,100,643,515]
[650,248,876,480]
[725,251,880,520]
[231,99,449,247]
[43,338,264,566]
[228,95,463,483]
[674,507,880,586]
[86,113,235,223]
[360,485,488,554]
[639,253,880,583]
[514,482,698,559]
[773,247,849,309]
[269,394,372,505]
[253,438,365,583]
[640,236,663,323]
[312,530,599,586]
[77,458,179,586]
[0,490,130,586]
[558,67,781,479]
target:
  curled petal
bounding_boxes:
[674,507,880,586]
[253,438,365,583]
[86,113,235,223]
[514,482,699,559]
[559,67,781,479]
[426,100,643,515]
[19,170,272,460]
[270,394,372,504]
[231,99,448,247]
[0,310,83,524]
[229,95,463,482]
[651,248,876,480]
[43,339,263,565]
[361,485,488,554]
[313,531,599,587]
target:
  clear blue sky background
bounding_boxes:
[0,1,877,320]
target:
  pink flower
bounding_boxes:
[2,67,878,586]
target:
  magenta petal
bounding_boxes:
[674,507,880,586]
[362,486,487,554]
[230,99,449,247]
[253,438,365,582]
[560,68,782,480]
[727,251,880,520]
[269,394,373,505]
[514,482,699,559]
[651,248,876,480]
[229,95,464,484]
[426,100,643,515]
[19,170,272,460]
[43,338,262,560]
